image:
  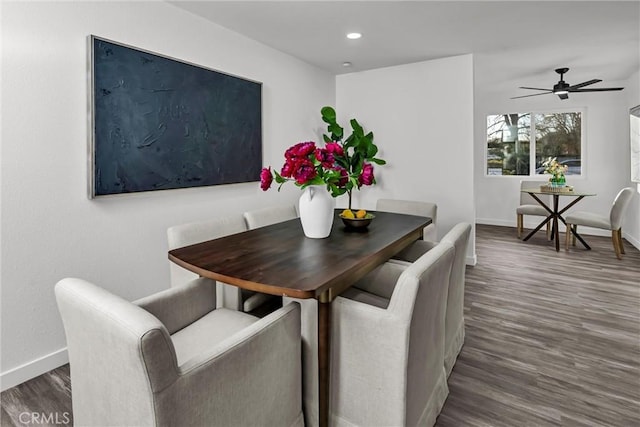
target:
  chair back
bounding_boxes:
[55,278,176,425]
[520,180,549,205]
[439,222,472,374]
[388,241,454,425]
[377,198,438,240]
[244,205,298,229]
[167,214,247,287]
[610,187,635,230]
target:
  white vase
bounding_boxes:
[298,186,335,238]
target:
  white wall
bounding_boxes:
[474,54,635,246]
[1,0,334,389]
[624,69,640,248]
[336,55,476,263]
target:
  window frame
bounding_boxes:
[484,107,586,179]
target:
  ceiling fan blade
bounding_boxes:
[567,79,602,90]
[511,92,552,99]
[558,93,569,100]
[519,86,553,91]
[569,87,624,92]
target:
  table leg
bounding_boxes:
[553,195,560,251]
[522,192,554,242]
[555,196,591,250]
[318,300,330,427]
[522,215,553,241]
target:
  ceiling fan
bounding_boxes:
[512,67,624,100]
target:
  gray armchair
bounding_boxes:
[376,198,438,241]
[243,204,298,229]
[332,242,455,426]
[55,277,303,427]
[167,214,270,312]
[565,187,635,259]
[517,180,551,239]
[391,222,472,376]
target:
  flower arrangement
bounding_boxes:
[260,106,386,207]
[541,157,568,185]
[260,141,349,195]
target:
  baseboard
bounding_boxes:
[623,230,640,251]
[0,347,68,392]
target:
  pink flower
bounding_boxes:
[315,148,335,168]
[285,141,316,159]
[325,142,344,156]
[358,163,375,186]
[293,159,317,184]
[281,159,294,178]
[260,167,273,191]
[335,166,349,186]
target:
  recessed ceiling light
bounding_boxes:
[342,62,352,67]
[346,32,362,40]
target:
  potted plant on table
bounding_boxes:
[541,157,568,187]
[259,106,386,237]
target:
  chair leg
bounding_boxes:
[546,222,551,241]
[618,229,625,254]
[517,214,522,239]
[565,224,571,250]
[612,230,623,260]
[572,225,577,246]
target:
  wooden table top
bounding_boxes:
[169,210,431,301]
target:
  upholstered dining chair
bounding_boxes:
[243,204,298,229]
[376,198,438,241]
[167,214,269,313]
[387,222,472,377]
[55,277,303,427]
[565,187,635,259]
[517,180,551,239]
[331,242,455,426]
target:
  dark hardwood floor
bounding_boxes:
[2,225,638,426]
[438,225,640,426]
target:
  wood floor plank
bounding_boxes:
[1,225,638,426]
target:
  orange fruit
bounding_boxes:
[356,209,367,219]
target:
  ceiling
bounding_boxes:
[169,1,640,94]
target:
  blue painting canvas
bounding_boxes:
[91,36,262,197]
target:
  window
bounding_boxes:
[486,111,582,176]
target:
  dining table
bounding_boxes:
[521,187,596,251]
[168,209,432,427]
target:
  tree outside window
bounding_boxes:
[486,111,582,176]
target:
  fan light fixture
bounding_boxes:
[512,67,624,100]
[346,32,362,39]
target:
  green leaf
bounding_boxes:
[350,119,364,137]
[274,171,286,184]
[323,134,332,143]
[329,123,343,139]
[370,158,386,165]
[321,106,336,122]
[366,143,378,158]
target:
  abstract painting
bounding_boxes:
[90,36,262,197]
